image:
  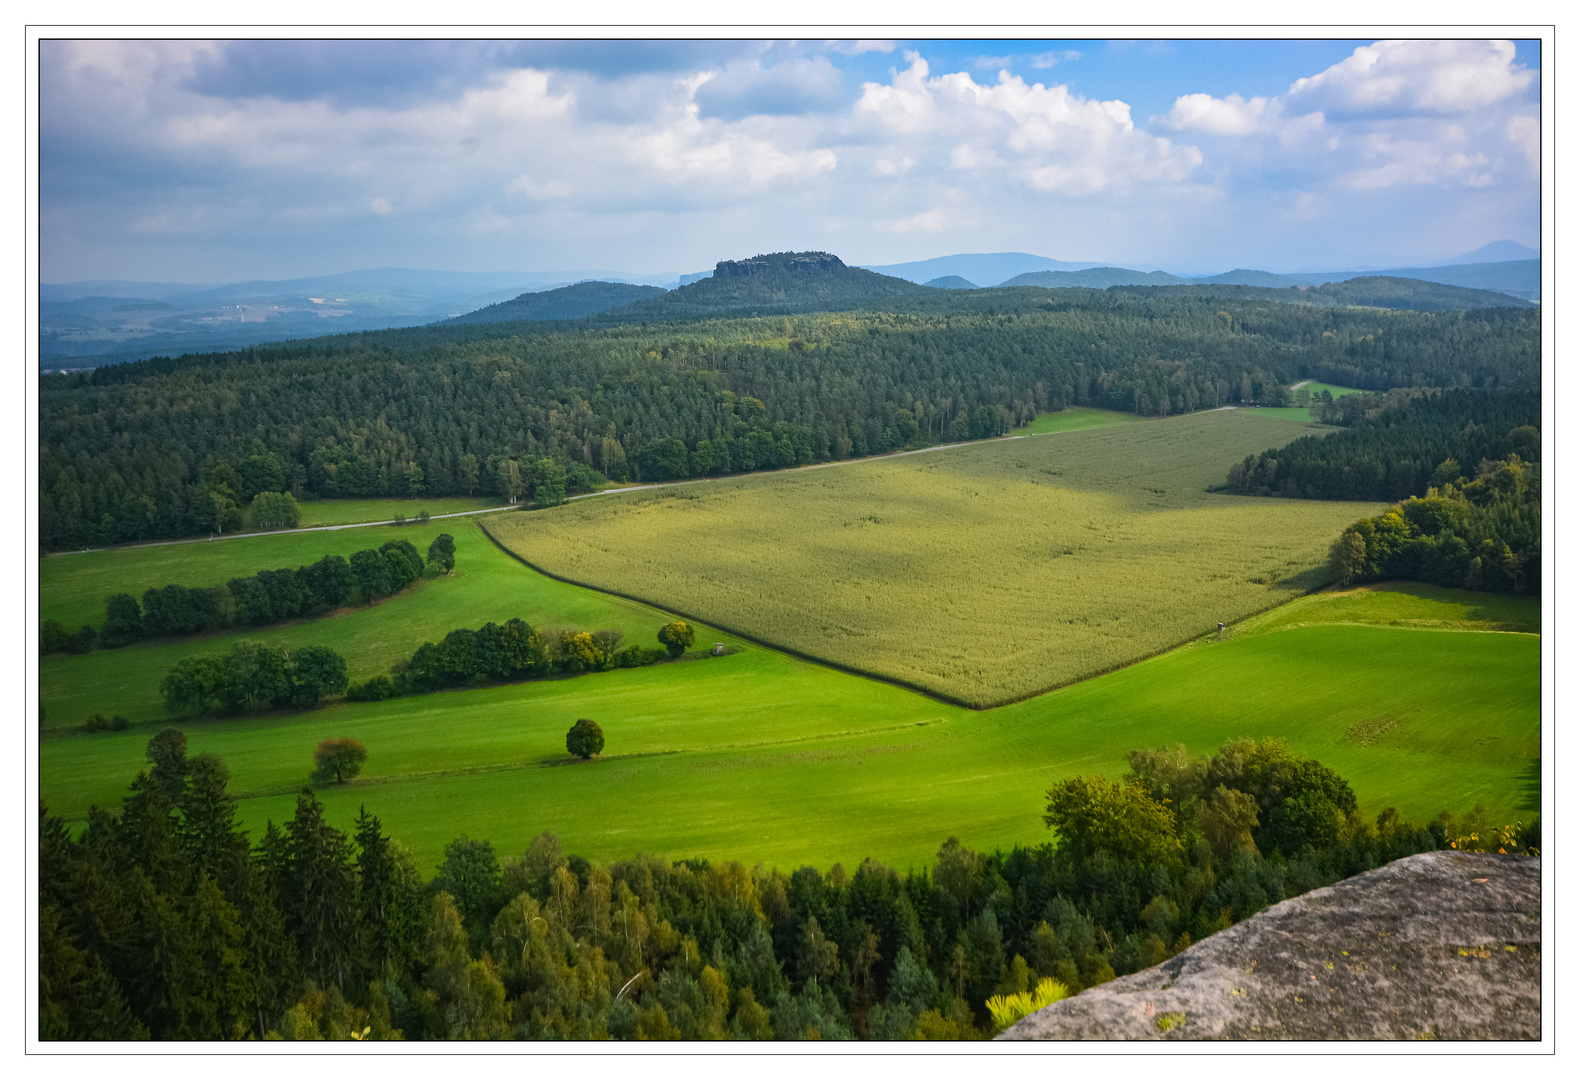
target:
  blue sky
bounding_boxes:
[39,37,1542,282]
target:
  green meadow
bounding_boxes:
[39,520,679,730]
[39,583,1538,874]
[291,496,506,528]
[1018,407,1150,435]
[1237,581,1541,636]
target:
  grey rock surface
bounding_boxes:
[998,851,1540,1041]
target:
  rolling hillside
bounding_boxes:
[442,280,666,324]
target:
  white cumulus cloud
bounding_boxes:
[1155,39,1536,196]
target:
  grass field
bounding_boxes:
[291,497,506,528]
[489,410,1383,706]
[1237,582,1541,636]
[1019,407,1150,435]
[38,584,1538,874]
[1299,380,1366,400]
[38,520,685,731]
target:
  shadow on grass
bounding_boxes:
[1515,757,1541,814]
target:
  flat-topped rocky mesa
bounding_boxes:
[713,251,848,277]
[999,850,1540,1041]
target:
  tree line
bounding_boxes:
[159,640,350,716]
[41,536,454,655]
[40,731,1524,1041]
[1327,454,1539,594]
[349,619,696,702]
[39,291,1537,549]
[1226,388,1540,501]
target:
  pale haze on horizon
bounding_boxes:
[40,37,1541,284]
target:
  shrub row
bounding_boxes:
[42,534,455,653]
[348,619,696,701]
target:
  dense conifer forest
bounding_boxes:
[39,258,1538,550]
[1227,388,1540,501]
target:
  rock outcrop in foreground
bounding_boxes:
[999,851,1540,1041]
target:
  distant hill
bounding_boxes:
[443,281,666,325]
[1306,275,1535,311]
[862,252,1105,286]
[1257,259,1539,302]
[1361,260,1539,303]
[1001,267,1188,288]
[600,252,933,320]
[1112,276,1533,312]
[1436,240,1538,265]
[1189,268,1304,287]
[924,275,978,289]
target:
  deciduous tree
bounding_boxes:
[565,718,604,760]
[658,620,695,658]
[310,738,367,785]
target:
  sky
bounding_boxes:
[38,36,1543,282]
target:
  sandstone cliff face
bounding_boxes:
[999,851,1540,1041]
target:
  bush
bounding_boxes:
[84,713,109,732]
[613,645,666,668]
[40,619,70,654]
[566,718,605,760]
[65,625,98,655]
[109,715,131,731]
[347,675,394,702]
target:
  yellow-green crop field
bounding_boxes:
[491,410,1383,707]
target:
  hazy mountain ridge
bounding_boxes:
[1001,267,1188,288]
[42,242,1539,369]
[863,252,1107,285]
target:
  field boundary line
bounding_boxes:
[474,518,984,710]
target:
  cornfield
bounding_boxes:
[491,411,1382,707]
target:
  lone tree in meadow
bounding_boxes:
[565,718,604,760]
[311,737,368,784]
[658,620,695,658]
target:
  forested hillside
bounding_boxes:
[39,255,1539,550]
[441,281,665,325]
[1114,276,1533,314]
[1227,388,1540,501]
